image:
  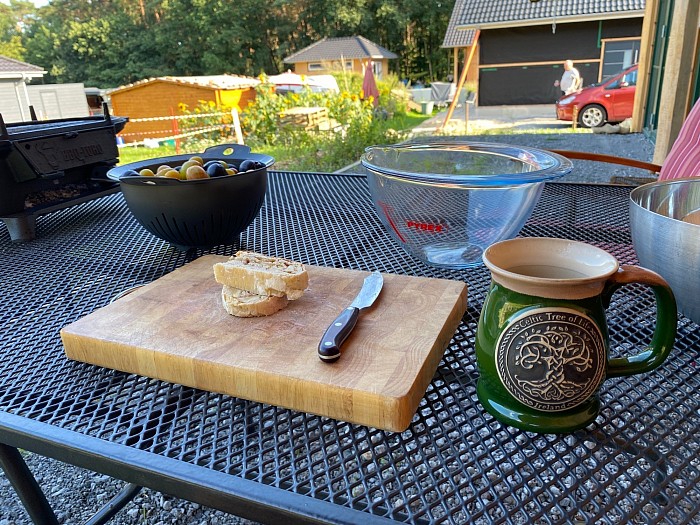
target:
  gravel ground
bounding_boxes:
[435,130,657,185]
[0,452,257,524]
[0,129,656,525]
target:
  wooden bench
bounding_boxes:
[279,107,330,131]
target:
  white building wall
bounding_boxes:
[0,80,29,122]
[0,81,90,123]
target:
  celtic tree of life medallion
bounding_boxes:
[495,307,606,412]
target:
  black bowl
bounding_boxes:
[107,144,273,250]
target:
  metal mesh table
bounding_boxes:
[0,172,698,524]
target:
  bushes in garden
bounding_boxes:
[127,72,415,173]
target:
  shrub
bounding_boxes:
[238,71,410,171]
[242,74,375,146]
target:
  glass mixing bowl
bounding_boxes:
[361,141,573,268]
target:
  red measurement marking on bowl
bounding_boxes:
[405,220,448,233]
[377,201,406,243]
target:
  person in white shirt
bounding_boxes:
[554,60,582,96]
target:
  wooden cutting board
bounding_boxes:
[61,255,468,431]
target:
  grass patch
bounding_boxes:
[117,142,216,165]
[389,111,433,130]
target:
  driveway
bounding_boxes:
[413,104,565,133]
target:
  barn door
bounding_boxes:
[39,90,61,120]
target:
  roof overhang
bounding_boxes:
[0,71,46,80]
[284,54,393,64]
[456,10,644,31]
[107,76,259,95]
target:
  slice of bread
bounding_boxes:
[221,285,289,317]
[213,251,309,300]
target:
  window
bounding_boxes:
[308,61,353,71]
[601,39,641,80]
[607,68,638,89]
[622,68,638,87]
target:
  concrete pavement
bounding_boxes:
[411,103,573,135]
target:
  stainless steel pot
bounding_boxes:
[630,178,700,324]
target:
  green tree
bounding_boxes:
[360,0,453,82]
[0,0,38,61]
[18,0,455,87]
[24,0,165,85]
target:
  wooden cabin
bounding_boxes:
[108,75,259,143]
[283,36,397,80]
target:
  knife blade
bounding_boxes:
[318,271,384,363]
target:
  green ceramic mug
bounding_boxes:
[475,237,677,434]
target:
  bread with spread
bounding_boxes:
[214,251,309,300]
[214,251,308,317]
[221,285,289,318]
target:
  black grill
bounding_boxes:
[0,109,127,241]
[0,173,698,524]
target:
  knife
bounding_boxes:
[318,271,384,363]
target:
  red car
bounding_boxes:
[556,64,638,128]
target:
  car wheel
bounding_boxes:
[578,104,607,128]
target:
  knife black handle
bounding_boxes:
[318,307,360,363]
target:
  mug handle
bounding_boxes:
[603,265,677,378]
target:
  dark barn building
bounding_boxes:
[444,0,645,106]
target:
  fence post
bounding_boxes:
[572,105,578,131]
[170,108,181,154]
[231,108,244,145]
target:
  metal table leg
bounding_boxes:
[1,442,144,525]
[83,483,143,525]
[0,442,59,525]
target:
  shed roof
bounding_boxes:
[108,74,260,95]
[442,0,645,48]
[0,55,46,77]
[443,4,479,49]
[283,36,397,64]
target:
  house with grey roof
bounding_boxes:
[283,36,397,80]
[0,55,92,122]
[0,55,45,80]
[0,56,46,121]
[442,0,645,105]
